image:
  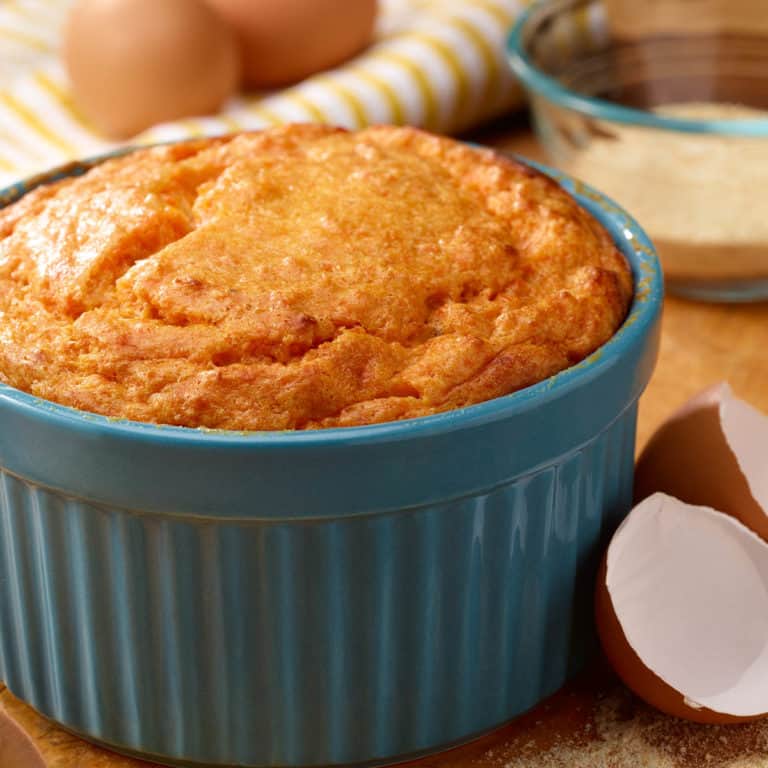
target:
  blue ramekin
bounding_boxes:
[0,150,662,767]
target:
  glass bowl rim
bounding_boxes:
[507,0,768,137]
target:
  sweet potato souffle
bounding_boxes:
[0,125,631,430]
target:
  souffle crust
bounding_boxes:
[0,125,631,430]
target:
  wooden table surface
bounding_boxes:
[2,118,768,768]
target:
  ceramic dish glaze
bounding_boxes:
[0,150,662,768]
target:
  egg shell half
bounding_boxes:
[635,382,768,542]
[596,492,768,724]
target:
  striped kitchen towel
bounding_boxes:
[0,0,530,186]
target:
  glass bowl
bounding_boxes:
[507,0,768,302]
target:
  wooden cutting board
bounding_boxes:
[2,120,768,767]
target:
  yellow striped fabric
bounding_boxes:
[0,0,531,185]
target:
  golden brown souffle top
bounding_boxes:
[0,125,632,431]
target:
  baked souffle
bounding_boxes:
[0,125,631,430]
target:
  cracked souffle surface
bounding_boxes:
[0,125,632,430]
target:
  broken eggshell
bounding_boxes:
[635,382,768,541]
[596,492,768,724]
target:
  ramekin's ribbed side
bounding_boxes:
[0,405,636,767]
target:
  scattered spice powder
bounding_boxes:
[495,681,768,768]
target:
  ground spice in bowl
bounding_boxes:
[562,103,768,290]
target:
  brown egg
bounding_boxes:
[206,0,378,88]
[635,382,768,541]
[0,710,45,767]
[63,0,239,139]
[596,493,768,724]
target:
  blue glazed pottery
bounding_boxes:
[0,149,663,767]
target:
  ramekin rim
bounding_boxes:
[506,0,768,137]
[0,144,663,448]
